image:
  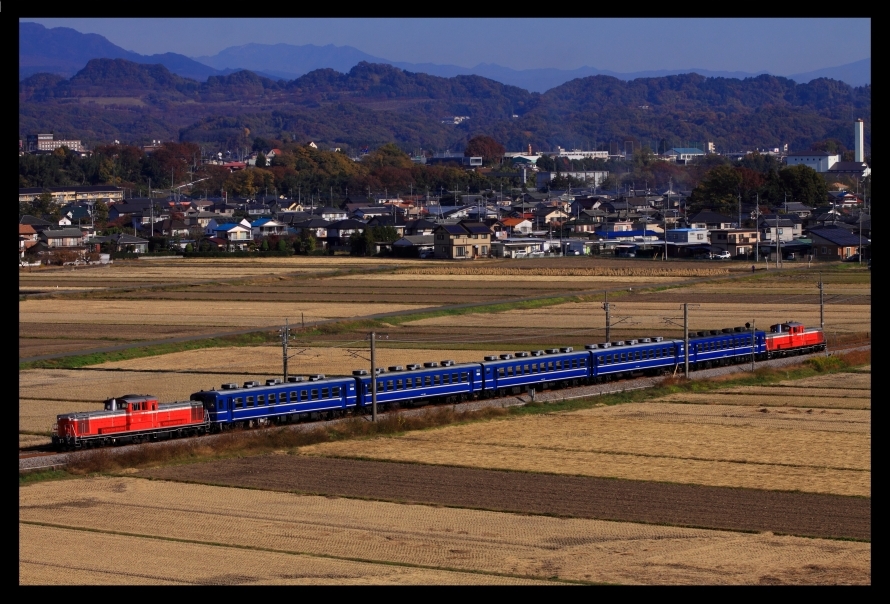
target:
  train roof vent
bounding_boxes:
[734,326,746,332]
[585,344,599,350]
[309,374,325,382]
[722,328,734,333]
[626,340,638,345]
[600,342,612,348]
[423,362,439,368]
[653,337,663,342]
[530,350,545,356]
[500,354,513,360]
[484,356,498,361]
[388,366,404,372]
[440,360,455,367]
[406,364,421,370]
[374,368,385,375]
[710,330,721,336]
[560,347,573,353]
[546,348,560,354]
[221,383,238,390]
[640,338,651,343]
[515,351,530,358]
[287,376,304,382]
[243,381,259,388]
[611,341,625,347]
[352,370,368,376]
[266,379,280,386]
[696,331,708,337]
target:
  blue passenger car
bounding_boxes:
[481,348,590,395]
[684,328,766,368]
[590,338,681,380]
[191,375,358,428]
[355,361,482,408]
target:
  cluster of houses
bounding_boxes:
[19,184,870,263]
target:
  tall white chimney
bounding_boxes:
[855,118,865,163]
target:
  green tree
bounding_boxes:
[255,152,267,168]
[778,164,828,207]
[93,200,109,226]
[686,164,743,214]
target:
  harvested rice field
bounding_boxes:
[19,300,428,327]
[403,300,870,335]
[302,401,870,496]
[653,392,870,410]
[19,477,870,585]
[92,346,501,373]
[20,524,542,585]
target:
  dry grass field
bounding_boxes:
[19,477,870,585]
[20,524,542,585]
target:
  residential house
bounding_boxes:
[807,226,862,260]
[496,217,533,237]
[205,218,252,250]
[758,215,803,243]
[687,211,737,231]
[433,222,492,259]
[663,148,705,164]
[20,215,53,233]
[709,228,759,258]
[392,235,435,258]
[138,218,191,238]
[365,215,407,237]
[100,233,149,254]
[325,219,367,248]
[19,224,38,258]
[39,227,87,249]
[292,219,331,244]
[309,206,348,221]
[250,218,288,239]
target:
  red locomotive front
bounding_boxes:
[52,394,208,450]
[764,322,826,357]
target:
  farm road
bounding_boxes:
[143,455,871,541]
[20,266,794,364]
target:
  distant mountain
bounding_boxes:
[20,59,870,158]
[789,58,870,88]
[19,21,283,82]
[194,42,871,92]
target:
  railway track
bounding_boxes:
[20,343,869,473]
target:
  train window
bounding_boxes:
[433,375,440,385]
[396,379,403,390]
[311,389,319,400]
[376,381,384,392]
[269,393,276,404]
[442,374,449,384]
[322,388,330,398]
[246,396,254,406]
[332,387,341,397]
[257,395,266,406]
[635,351,641,361]
[620,353,626,362]
[452,372,459,383]
[555,361,562,370]
[507,367,514,376]
[425,376,432,386]
[235,397,243,409]
[498,368,506,377]
[386,380,394,391]
[546,362,553,371]
[290,392,298,402]
[300,390,308,401]
[460,372,469,382]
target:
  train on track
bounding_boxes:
[52,321,825,451]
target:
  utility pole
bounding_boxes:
[682,303,700,378]
[369,332,378,422]
[750,320,756,371]
[819,274,824,330]
[603,291,611,342]
[684,303,689,378]
[280,319,294,382]
[755,194,759,263]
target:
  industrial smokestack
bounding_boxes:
[855,119,865,163]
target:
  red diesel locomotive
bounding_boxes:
[763,321,826,357]
[52,394,208,450]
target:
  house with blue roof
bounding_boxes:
[807,225,862,260]
[250,218,288,238]
[205,218,252,250]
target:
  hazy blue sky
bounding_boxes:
[23,18,870,74]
